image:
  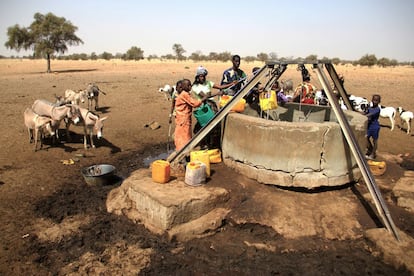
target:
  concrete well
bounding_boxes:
[222,103,367,189]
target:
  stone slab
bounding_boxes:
[107,169,230,233]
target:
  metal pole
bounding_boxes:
[314,63,400,241]
[324,63,353,110]
[167,63,282,164]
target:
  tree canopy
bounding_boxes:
[123,46,144,60]
[5,12,83,72]
[172,43,186,60]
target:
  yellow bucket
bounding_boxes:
[207,149,222,164]
[367,160,387,176]
[151,160,170,183]
[259,90,278,111]
[190,150,211,177]
[219,95,246,113]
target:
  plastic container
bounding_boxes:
[207,149,222,164]
[151,160,171,183]
[259,90,278,111]
[185,161,206,186]
[190,150,211,177]
[219,95,246,113]
[194,103,215,127]
[367,160,387,176]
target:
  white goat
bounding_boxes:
[397,107,413,134]
[368,102,396,131]
[349,95,369,112]
[24,108,55,151]
[158,84,177,101]
[379,105,396,131]
[64,89,87,105]
[65,106,108,149]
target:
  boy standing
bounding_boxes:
[365,94,381,160]
[174,79,207,151]
[221,55,247,96]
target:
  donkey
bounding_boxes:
[65,106,108,149]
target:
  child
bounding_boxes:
[174,79,207,151]
[365,94,381,160]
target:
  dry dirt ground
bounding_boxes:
[0,59,414,275]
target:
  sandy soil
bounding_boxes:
[0,59,413,275]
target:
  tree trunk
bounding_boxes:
[46,53,51,73]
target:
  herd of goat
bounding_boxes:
[23,83,108,151]
[341,94,413,134]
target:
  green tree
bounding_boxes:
[390,59,398,67]
[269,52,278,60]
[208,52,219,62]
[358,54,377,67]
[305,54,318,63]
[147,54,158,61]
[377,57,390,67]
[244,56,257,63]
[217,51,232,62]
[189,51,203,62]
[100,51,113,60]
[5,12,83,73]
[90,52,98,60]
[172,43,186,60]
[124,46,144,60]
[331,57,341,65]
[257,52,269,62]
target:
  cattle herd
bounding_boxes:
[23,83,108,151]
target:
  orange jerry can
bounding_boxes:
[151,160,171,183]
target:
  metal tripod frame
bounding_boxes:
[167,60,400,240]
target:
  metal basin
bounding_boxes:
[81,164,117,186]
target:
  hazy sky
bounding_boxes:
[1,0,413,61]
